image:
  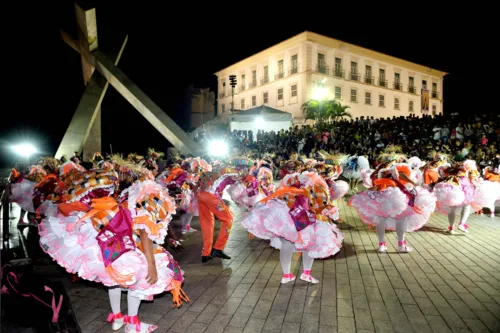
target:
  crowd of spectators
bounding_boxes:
[193,112,500,171]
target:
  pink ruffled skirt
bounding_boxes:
[434,177,475,214]
[240,200,343,258]
[349,186,436,231]
[10,179,35,213]
[38,212,182,300]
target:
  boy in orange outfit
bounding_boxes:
[197,170,239,263]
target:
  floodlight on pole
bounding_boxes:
[12,143,37,158]
[208,140,228,157]
[312,87,327,100]
[229,75,237,114]
[255,117,265,129]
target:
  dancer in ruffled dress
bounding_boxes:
[407,156,425,186]
[472,164,500,217]
[241,171,343,284]
[342,154,370,194]
[420,152,452,190]
[39,157,187,333]
[197,166,239,263]
[317,152,349,201]
[9,164,47,223]
[434,160,479,234]
[349,153,436,252]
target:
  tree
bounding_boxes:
[301,100,322,122]
[326,100,352,122]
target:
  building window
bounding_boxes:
[278,59,284,77]
[317,53,326,74]
[394,97,400,110]
[350,89,357,102]
[291,54,298,74]
[251,70,257,87]
[350,61,358,80]
[432,82,437,91]
[222,79,226,88]
[291,84,297,97]
[409,100,414,112]
[422,80,427,89]
[365,92,371,105]
[379,68,386,86]
[252,95,256,107]
[277,88,284,100]
[221,104,225,113]
[240,99,245,109]
[394,73,401,90]
[335,86,342,100]
[263,92,268,104]
[335,58,342,77]
[241,74,246,88]
[365,65,373,84]
[409,77,415,93]
[379,94,385,107]
[262,66,269,84]
[432,104,437,113]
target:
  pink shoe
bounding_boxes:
[107,312,125,331]
[299,270,319,284]
[377,242,388,253]
[125,315,158,333]
[397,240,412,253]
[281,273,295,284]
[458,223,469,233]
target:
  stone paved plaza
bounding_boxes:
[3,195,500,333]
[58,195,500,333]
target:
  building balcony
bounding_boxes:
[432,91,439,99]
[239,85,245,92]
[364,76,374,84]
[275,72,285,80]
[315,64,329,75]
[218,91,226,98]
[408,85,416,94]
[378,79,388,87]
[349,72,360,81]
[261,76,269,85]
[333,68,344,78]
[249,81,257,89]
[288,65,299,75]
[393,82,402,90]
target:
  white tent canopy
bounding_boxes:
[229,106,292,138]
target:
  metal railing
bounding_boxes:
[315,64,329,75]
[249,81,257,88]
[289,66,299,75]
[364,76,374,84]
[378,79,388,87]
[393,82,402,90]
[408,86,416,94]
[239,85,246,92]
[334,68,345,78]
[349,73,360,81]
[261,76,269,85]
[432,91,439,99]
[275,72,284,80]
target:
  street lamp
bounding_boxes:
[255,117,265,129]
[312,87,327,100]
[208,140,228,157]
[11,143,36,159]
[229,75,237,114]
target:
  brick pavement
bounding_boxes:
[12,196,500,333]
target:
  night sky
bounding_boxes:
[1,1,495,167]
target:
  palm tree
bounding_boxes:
[326,100,352,122]
[301,100,323,122]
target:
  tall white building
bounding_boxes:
[215,31,447,124]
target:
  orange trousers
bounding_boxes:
[197,191,233,256]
